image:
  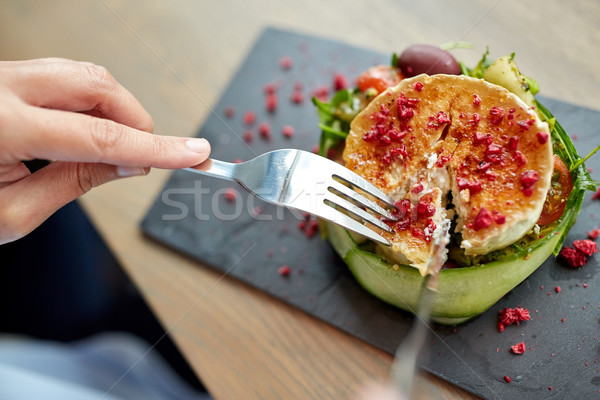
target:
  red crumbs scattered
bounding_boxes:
[278,265,291,276]
[498,306,530,332]
[266,93,278,112]
[279,56,292,70]
[259,122,271,139]
[473,94,482,106]
[291,90,304,104]
[573,239,598,256]
[243,111,256,125]
[282,125,294,138]
[511,342,526,355]
[588,228,600,239]
[555,286,561,293]
[503,376,512,383]
[414,81,424,92]
[224,106,235,118]
[559,246,588,268]
[224,188,236,202]
[243,130,253,143]
[333,73,347,90]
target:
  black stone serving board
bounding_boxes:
[141,27,600,399]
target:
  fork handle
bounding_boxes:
[184,158,236,180]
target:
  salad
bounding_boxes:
[313,44,597,324]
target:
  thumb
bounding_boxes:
[0,161,147,244]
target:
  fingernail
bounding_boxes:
[116,166,147,177]
[186,138,210,153]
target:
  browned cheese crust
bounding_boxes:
[343,74,553,264]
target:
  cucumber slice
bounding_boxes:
[325,221,560,324]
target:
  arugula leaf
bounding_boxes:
[464,46,491,78]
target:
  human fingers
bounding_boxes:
[0,161,148,244]
[9,105,210,169]
[0,58,153,132]
[0,162,31,188]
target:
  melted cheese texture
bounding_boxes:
[344,74,553,275]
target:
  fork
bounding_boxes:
[184,149,397,245]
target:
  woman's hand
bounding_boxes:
[0,58,211,244]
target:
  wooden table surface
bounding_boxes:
[2,1,599,399]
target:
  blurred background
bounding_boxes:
[1,1,599,399]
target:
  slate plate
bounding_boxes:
[141,27,600,399]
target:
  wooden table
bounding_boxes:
[2,1,598,398]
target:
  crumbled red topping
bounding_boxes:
[470,207,493,231]
[224,188,237,202]
[243,130,253,142]
[436,111,451,125]
[493,213,506,225]
[291,90,304,104]
[503,376,512,383]
[243,111,256,125]
[414,81,424,92]
[224,106,235,118]
[282,125,295,138]
[520,170,539,196]
[264,83,277,95]
[259,122,271,139]
[511,342,526,354]
[278,265,291,276]
[411,182,424,194]
[457,178,483,194]
[498,306,530,332]
[333,73,347,91]
[266,93,278,112]
[279,56,292,69]
[513,151,527,166]
[489,106,504,125]
[588,228,600,240]
[559,247,587,268]
[555,286,561,293]
[536,131,549,144]
[416,200,436,219]
[508,136,519,151]
[573,239,597,256]
[473,94,482,106]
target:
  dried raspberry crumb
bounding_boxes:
[536,131,549,144]
[263,83,277,95]
[278,265,291,276]
[414,81,424,92]
[243,130,253,142]
[584,283,588,288]
[573,239,597,256]
[559,247,587,268]
[224,188,236,202]
[503,376,512,383]
[511,342,526,354]
[282,125,295,138]
[561,318,566,322]
[279,56,292,70]
[588,228,600,240]
[258,122,271,139]
[473,94,482,106]
[555,286,561,293]
[291,90,304,104]
[243,111,256,125]
[266,93,278,112]
[470,207,493,231]
[224,106,235,118]
[333,73,347,90]
[498,306,530,332]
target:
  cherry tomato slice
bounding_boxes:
[537,155,573,225]
[356,65,403,95]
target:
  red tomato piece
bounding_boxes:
[356,65,403,95]
[537,155,573,225]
